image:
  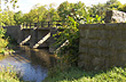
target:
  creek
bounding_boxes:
[0,45,56,82]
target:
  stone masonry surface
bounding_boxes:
[79,23,126,71]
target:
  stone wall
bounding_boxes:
[105,10,126,23]
[4,26,21,41]
[79,23,126,71]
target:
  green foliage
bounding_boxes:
[46,4,60,22]
[3,0,19,9]
[1,0,126,26]
[22,5,48,23]
[0,65,20,82]
[106,0,122,9]
[14,11,23,25]
[0,28,15,56]
[55,7,104,66]
[52,2,105,75]
[88,0,123,20]
[0,28,20,81]
[54,16,79,66]
[22,4,59,25]
[44,66,126,82]
[118,3,126,12]
[0,28,9,55]
[2,10,16,25]
[0,27,6,38]
[88,3,106,19]
[0,0,19,26]
[57,1,86,22]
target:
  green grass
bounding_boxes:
[0,65,21,82]
[43,66,126,82]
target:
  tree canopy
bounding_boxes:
[1,0,126,26]
[0,0,18,26]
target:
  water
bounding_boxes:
[0,46,55,82]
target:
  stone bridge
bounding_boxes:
[4,24,59,53]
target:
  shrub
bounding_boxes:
[54,9,104,67]
[0,28,9,55]
[0,65,20,82]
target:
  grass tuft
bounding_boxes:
[44,66,126,82]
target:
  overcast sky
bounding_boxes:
[3,0,126,13]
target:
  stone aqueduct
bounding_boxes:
[4,10,126,70]
[5,25,57,53]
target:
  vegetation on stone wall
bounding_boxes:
[54,9,104,67]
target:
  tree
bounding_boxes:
[89,3,106,19]
[22,3,60,27]
[57,1,86,22]
[57,1,72,21]
[118,4,126,12]
[88,0,122,20]
[22,5,47,23]
[105,0,122,9]
[0,0,18,26]
[14,11,23,25]
[2,10,16,25]
[45,3,59,22]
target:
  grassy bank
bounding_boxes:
[0,27,15,57]
[0,28,10,56]
[0,27,21,81]
[0,66,21,82]
[44,66,126,82]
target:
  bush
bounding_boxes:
[0,65,21,82]
[44,66,126,82]
[0,28,9,55]
[54,9,104,67]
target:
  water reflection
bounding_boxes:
[0,45,55,82]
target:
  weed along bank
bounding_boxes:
[79,23,126,71]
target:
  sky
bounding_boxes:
[2,0,126,13]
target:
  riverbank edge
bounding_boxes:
[43,66,126,82]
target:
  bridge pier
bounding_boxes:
[49,28,57,53]
[18,29,31,45]
[30,28,50,49]
[30,28,38,48]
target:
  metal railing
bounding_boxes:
[21,21,64,29]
